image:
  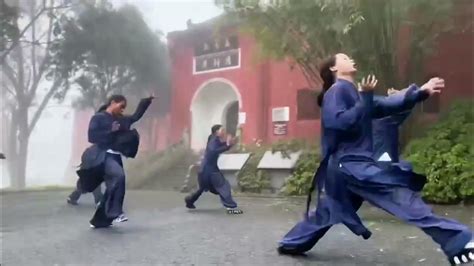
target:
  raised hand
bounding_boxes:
[227,135,238,146]
[358,74,378,91]
[421,77,444,96]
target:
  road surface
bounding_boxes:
[1,190,473,265]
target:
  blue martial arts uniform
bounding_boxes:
[76,97,152,227]
[185,135,238,208]
[279,79,472,259]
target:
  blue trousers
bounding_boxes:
[69,180,103,204]
[185,172,238,208]
[90,154,125,227]
[280,184,472,258]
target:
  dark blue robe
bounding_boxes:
[77,97,152,227]
[279,79,472,258]
[185,135,238,208]
[77,97,152,191]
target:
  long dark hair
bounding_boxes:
[207,124,222,143]
[97,94,127,112]
[317,55,337,107]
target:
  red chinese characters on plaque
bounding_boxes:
[272,107,290,136]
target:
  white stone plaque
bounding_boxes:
[257,151,302,169]
[218,153,251,171]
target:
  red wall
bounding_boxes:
[168,28,313,146]
[71,2,473,158]
[168,7,474,148]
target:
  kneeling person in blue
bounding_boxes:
[277,53,473,265]
[185,125,243,214]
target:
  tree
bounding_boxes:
[50,2,170,111]
[1,0,72,188]
[217,0,455,89]
[217,0,362,86]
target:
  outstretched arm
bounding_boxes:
[372,84,429,118]
[372,77,443,118]
[208,137,232,155]
[129,97,154,124]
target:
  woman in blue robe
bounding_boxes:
[68,97,153,207]
[278,53,473,265]
[372,88,416,172]
[185,124,243,214]
[77,94,153,228]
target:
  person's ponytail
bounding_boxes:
[317,55,337,107]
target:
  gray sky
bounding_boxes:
[112,0,223,34]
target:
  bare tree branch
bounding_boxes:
[27,80,60,134]
[0,2,71,63]
[1,60,20,88]
[3,84,16,96]
[30,0,38,82]
[28,2,55,102]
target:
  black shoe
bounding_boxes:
[185,199,196,209]
[67,197,78,206]
[449,247,474,265]
[277,246,306,256]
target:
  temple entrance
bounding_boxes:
[190,79,241,150]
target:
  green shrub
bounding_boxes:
[235,144,270,193]
[234,139,308,193]
[281,145,321,196]
[404,101,474,203]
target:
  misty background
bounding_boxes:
[0,0,222,188]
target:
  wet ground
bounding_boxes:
[1,190,473,265]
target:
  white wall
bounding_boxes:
[190,80,240,150]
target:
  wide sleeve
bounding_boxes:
[372,84,429,118]
[322,84,372,130]
[87,114,114,145]
[129,97,153,124]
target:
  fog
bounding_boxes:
[0,0,221,189]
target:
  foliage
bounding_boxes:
[217,0,362,86]
[0,0,19,52]
[235,144,270,193]
[281,144,320,196]
[50,2,170,110]
[235,139,318,193]
[404,101,474,203]
[217,0,455,90]
[270,139,307,158]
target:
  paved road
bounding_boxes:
[1,190,473,265]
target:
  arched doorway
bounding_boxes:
[190,79,241,150]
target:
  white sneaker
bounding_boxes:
[113,214,129,223]
[449,243,474,265]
